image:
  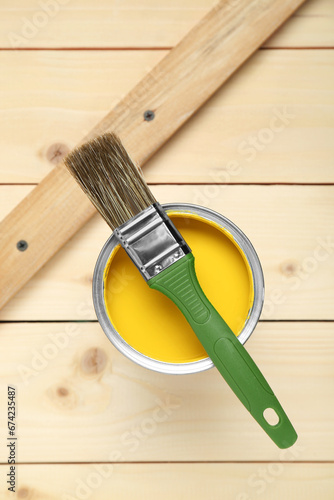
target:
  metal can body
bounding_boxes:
[93,203,264,375]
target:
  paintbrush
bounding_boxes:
[64,132,297,449]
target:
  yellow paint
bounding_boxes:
[103,212,254,363]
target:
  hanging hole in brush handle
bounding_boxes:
[149,253,297,449]
[263,408,280,426]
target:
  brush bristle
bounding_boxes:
[64,133,156,229]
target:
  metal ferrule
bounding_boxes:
[114,202,191,281]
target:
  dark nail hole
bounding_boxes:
[144,110,155,121]
[17,240,28,252]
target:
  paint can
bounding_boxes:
[93,203,264,374]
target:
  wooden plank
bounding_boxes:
[0,0,307,312]
[0,185,333,321]
[1,463,333,499]
[0,322,332,462]
[1,49,333,185]
[265,0,334,48]
[0,50,166,183]
[0,0,332,48]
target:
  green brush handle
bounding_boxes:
[148,254,297,449]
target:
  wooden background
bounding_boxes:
[0,0,333,498]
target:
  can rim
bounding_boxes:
[93,203,265,375]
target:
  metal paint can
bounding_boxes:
[93,203,264,374]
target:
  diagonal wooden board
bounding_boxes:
[0,0,306,309]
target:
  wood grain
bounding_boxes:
[0,321,333,462]
[0,0,331,48]
[0,2,332,496]
[0,185,333,321]
[0,0,306,311]
[1,463,333,499]
[1,49,333,184]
